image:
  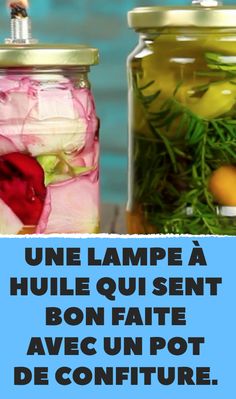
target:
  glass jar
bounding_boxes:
[127,6,236,235]
[0,45,99,234]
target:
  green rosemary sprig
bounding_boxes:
[132,76,236,234]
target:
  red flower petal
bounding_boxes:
[0,152,46,225]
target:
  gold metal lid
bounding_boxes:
[128,6,236,29]
[0,44,99,67]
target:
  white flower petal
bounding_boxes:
[0,199,23,234]
[22,118,87,156]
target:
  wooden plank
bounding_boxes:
[101,204,126,234]
[101,203,116,233]
[114,205,126,235]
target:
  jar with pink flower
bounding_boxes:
[0,44,99,234]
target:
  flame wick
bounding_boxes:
[11,8,28,19]
[8,1,29,10]
[8,1,29,20]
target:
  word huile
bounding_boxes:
[25,241,207,267]
[10,276,222,299]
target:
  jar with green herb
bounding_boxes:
[127,5,236,234]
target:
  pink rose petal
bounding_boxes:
[0,76,21,92]
[68,139,99,183]
[0,124,27,152]
[0,92,37,121]
[0,79,38,152]
[36,176,99,234]
[73,88,95,119]
[73,88,98,135]
[0,134,18,155]
[37,88,75,120]
[0,76,98,157]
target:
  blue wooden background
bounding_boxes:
[0,0,235,203]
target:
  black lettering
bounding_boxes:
[116,368,129,385]
[119,278,136,297]
[64,307,84,325]
[55,367,72,385]
[10,278,28,296]
[46,307,62,326]
[103,248,121,266]
[94,368,113,385]
[150,248,166,265]
[168,248,182,266]
[31,278,48,296]
[178,367,195,385]
[112,308,125,325]
[150,338,166,355]
[73,367,92,385]
[185,278,204,295]
[158,367,175,385]
[34,368,49,385]
[67,248,81,266]
[97,278,116,301]
[140,367,156,385]
[152,278,167,296]
[27,338,46,355]
[189,337,205,355]
[122,248,147,266]
[14,367,32,385]
[196,367,211,385]
[169,278,184,295]
[88,248,102,265]
[172,308,186,325]
[64,338,78,355]
[188,242,207,266]
[45,248,63,266]
[206,278,222,295]
[81,337,97,355]
[25,248,42,266]
[168,337,188,355]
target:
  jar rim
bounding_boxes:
[128,6,236,29]
[0,44,99,67]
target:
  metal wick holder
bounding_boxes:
[5,7,37,45]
